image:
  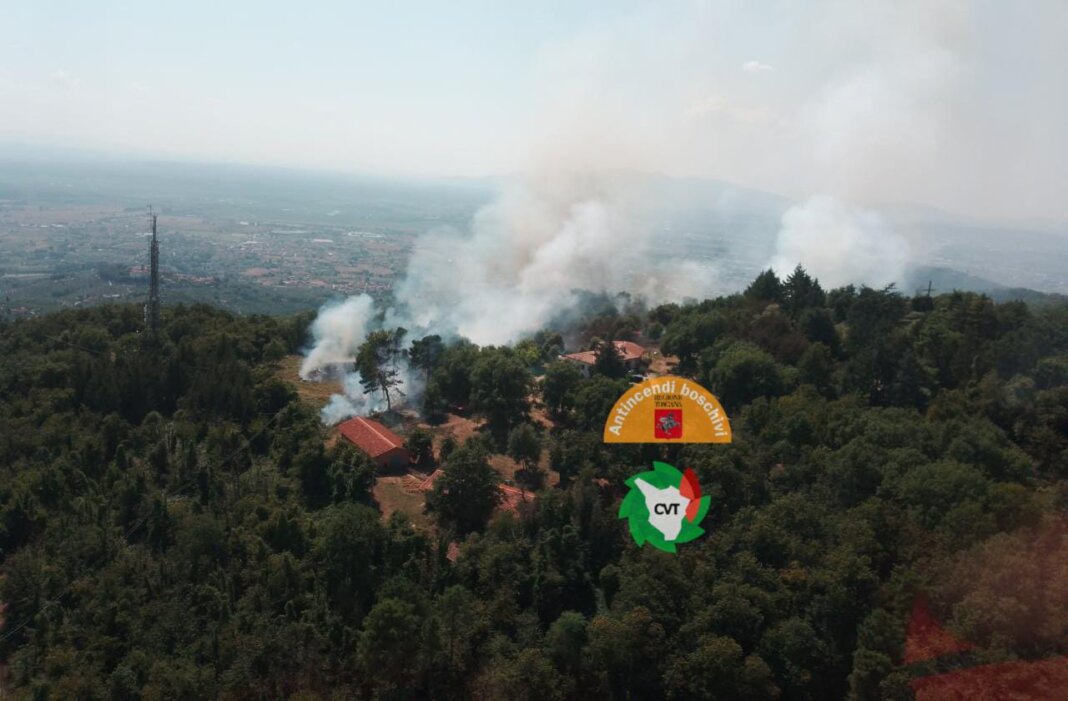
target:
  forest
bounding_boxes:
[1,267,1067,700]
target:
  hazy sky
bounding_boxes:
[2,0,1066,222]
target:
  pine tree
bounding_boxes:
[356,327,408,411]
[746,269,784,304]
[783,265,825,317]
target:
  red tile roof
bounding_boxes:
[418,469,444,491]
[562,340,645,365]
[337,416,406,458]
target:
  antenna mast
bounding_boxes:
[145,206,161,339]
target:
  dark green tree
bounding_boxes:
[593,338,627,379]
[429,440,500,533]
[661,311,727,373]
[410,334,445,381]
[507,422,543,488]
[407,427,435,467]
[428,340,481,407]
[470,348,532,439]
[708,342,787,410]
[746,268,785,304]
[358,598,425,696]
[799,308,840,355]
[798,342,836,397]
[783,265,825,317]
[545,611,587,677]
[572,376,630,432]
[664,635,778,700]
[541,361,582,421]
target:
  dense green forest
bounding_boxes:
[1,268,1067,700]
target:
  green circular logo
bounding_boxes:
[619,461,710,553]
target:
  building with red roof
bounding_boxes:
[337,416,411,469]
[562,340,646,376]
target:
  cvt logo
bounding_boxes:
[619,461,710,553]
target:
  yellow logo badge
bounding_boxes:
[603,375,731,443]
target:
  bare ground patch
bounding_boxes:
[373,474,435,531]
[648,350,679,375]
[419,412,484,451]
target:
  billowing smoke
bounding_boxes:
[391,174,716,345]
[769,196,910,289]
[300,0,1001,423]
[763,0,958,289]
[302,173,718,423]
[299,295,375,379]
[319,370,420,425]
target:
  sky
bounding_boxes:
[1,0,1066,224]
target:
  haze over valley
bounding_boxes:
[1,156,1064,322]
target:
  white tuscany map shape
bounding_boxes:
[634,478,691,541]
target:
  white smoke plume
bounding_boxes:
[299,294,375,379]
[761,2,960,289]
[302,172,719,423]
[301,0,1019,423]
[320,393,361,426]
[392,174,716,345]
[770,196,910,289]
[319,371,420,425]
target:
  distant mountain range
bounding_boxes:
[903,265,1066,306]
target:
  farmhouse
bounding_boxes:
[562,340,646,377]
[337,416,411,469]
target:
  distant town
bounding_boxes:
[0,162,498,317]
[2,161,1066,321]
[0,202,423,317]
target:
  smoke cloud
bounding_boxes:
[299,295,375,379]
[391,174,716,346]
[318,371,420,425]
[770,196,910,289]
[302,171,720,423]
[299,0,1061,423]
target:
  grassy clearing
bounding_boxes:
[275,355,341,410]
[373,475,435,531]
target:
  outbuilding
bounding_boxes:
[337,416,411,469]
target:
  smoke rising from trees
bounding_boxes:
[770,196,910,289]
[301,172,719,423]
[299,295,375,378]
[299,0,1064,423]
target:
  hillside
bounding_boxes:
[0,270,1067,699]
